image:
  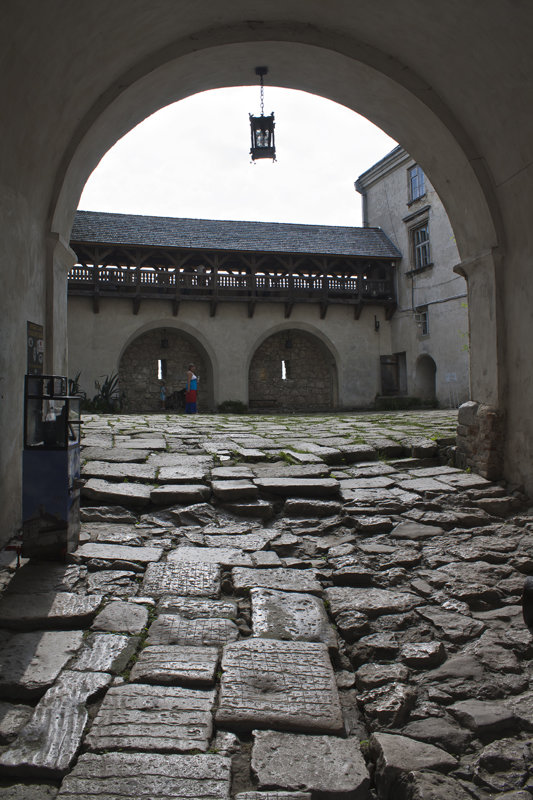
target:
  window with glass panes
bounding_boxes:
[409,165,425,201]
[412,222,431,268]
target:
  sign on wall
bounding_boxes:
[27,322,44,375]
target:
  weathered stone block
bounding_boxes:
[251,588,336,648]
[0,671,112,777]
[233,567,322,595]
[142,561,221,598]
[216,638,344,734]
[57,752,231,799]
[130,644,219,685]
[251,730,371,797]
[82,478,153,506]
[86,684,216,752]
[0,593,102,631]
[71,632,138,673]
[325,587,420,619]
[168,545,252,567]
[370,732,457,799]
[72,542,163,564]
[147,614,240,647]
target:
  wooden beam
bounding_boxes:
[385,302,397,320]
[354,301,364,320]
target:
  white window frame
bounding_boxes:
[411,221,431,269]
[409,164,425,202]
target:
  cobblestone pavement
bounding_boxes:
[1,409,532,799]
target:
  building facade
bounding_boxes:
[2,3,533,538]
[356,147,470,408]
[68,211,400,412]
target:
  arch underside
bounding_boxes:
[51,28,499,266]
[248,328,338,412]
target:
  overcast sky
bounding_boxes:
[79,86,397,228]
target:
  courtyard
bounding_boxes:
[0,409,532,798]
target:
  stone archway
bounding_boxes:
[415,354,437,403]
[119,327,211,412]
[248,329,337,412]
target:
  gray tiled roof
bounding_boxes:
[72,211,400,260]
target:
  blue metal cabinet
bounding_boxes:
[22,375,81,559]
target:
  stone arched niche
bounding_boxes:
[249,330,337,412]
[119,328,210,412]
[415,354,437,403]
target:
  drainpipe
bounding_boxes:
[354,180,368,228]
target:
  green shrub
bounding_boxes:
[217,400,248,414]
[374,395,438,411]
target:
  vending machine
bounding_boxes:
[22,375,82,559]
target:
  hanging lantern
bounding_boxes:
[249,66,276,161]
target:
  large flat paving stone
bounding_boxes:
[416,606,486,643]
[369,732,457,799]
[0,630,84,700]
[150,484,211,505]
[158,465,210,483]
[81,522,144,545]
[203,532,274,551]
[85,684,216,752]
[82,461,157,481]
[56,752,232,799]
[92,600,149,634]
[146,614,240,648]
[82,478,153,506]
[158,597,238,619]
[253,478,340,498]
[211,480,259,501]
[251,730,371,798]
[130,644,219,686]
[233,567,322,595]
[82,446,149,462]
[236,794,311,800]
[0,592,102,630]
[142,561,221,598]
[86,570,138,597]
[324,586,421,619]
[4,564,85,595]
[72,542,163,564]
[0,670,112,778]
[216,639,344,734]
[115,437,167,450]
[251,588,336,649]
[70,632,138,673]
[168,545,252,567]
[252,463,330,478]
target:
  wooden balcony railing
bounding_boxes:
[68,265,396,318]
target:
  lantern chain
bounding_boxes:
[260,72,265,116]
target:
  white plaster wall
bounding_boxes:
[68,297,393,410]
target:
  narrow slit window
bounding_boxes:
[281,359,290,380]
[157,359,167,380]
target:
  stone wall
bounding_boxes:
[456,401,504,480]
[249,330,335,411]
[119,328,207,413]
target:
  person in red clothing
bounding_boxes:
[185,364,198,414]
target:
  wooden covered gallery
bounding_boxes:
[69,211,400,320]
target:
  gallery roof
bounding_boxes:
[72,210,401,261]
